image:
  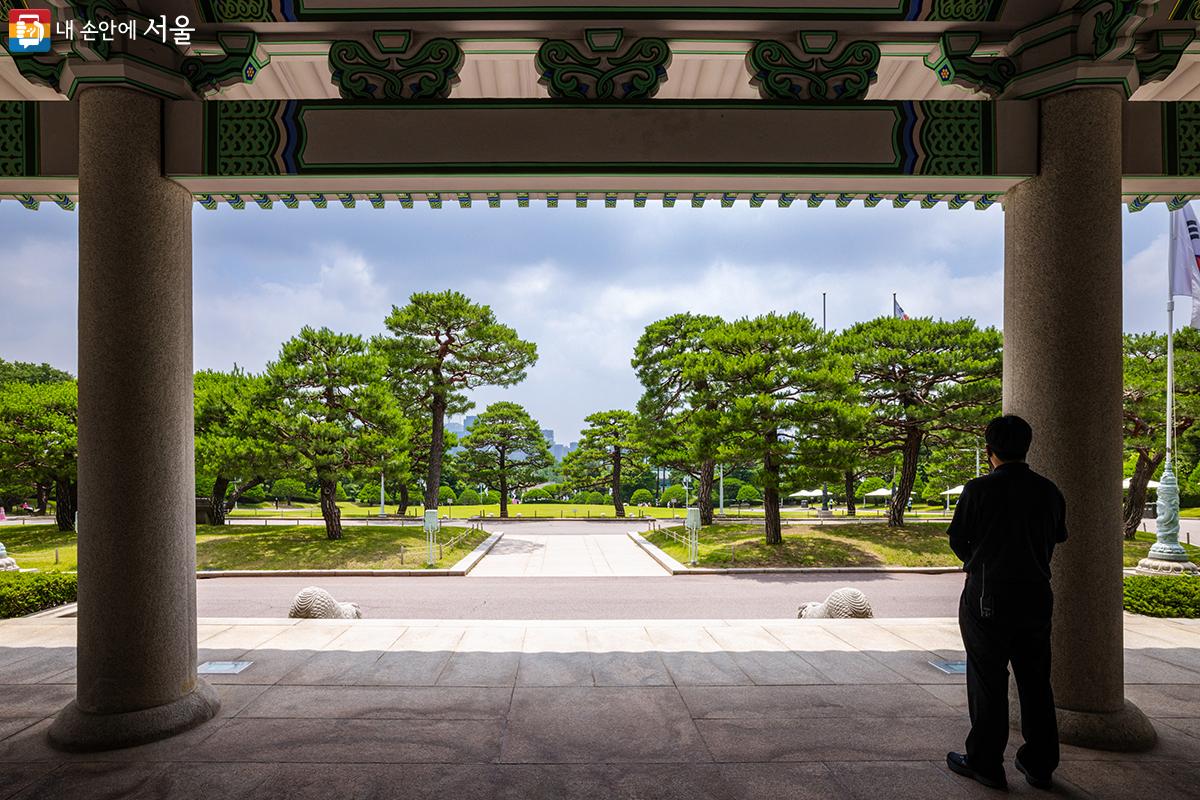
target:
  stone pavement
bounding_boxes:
[2,615,1199,798]
[469,521,666,577]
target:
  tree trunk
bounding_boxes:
[844,471,857,517]
[763,430,782,545]
[319,476,343,540]
[425,392,447,509]
[54,477,76,532]
[889,427,923,527]
[225,475,264,510]
[698,459,716,525]
[397,483,410,516]
[1123,450,1164,539]
[500,471,509,519]
[35,482,49,516]
[208,476,230,526]
[612,448,625,518]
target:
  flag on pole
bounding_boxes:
[893,297,910,320]
[1169,204,1200,328]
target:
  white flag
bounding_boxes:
[1169,205,1200,328]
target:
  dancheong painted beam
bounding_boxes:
[1,98,1199,210]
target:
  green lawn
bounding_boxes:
[1181,508,1200,518]
[227,501,953,521]
[1122,530,1200,568]
[0,524,489,571]
[231,502,691,520]
[646,522,959,568]
[645,522,1200,570]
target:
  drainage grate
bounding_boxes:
[928,659,967,675]
[198,661,253,675]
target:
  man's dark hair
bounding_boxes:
[985,415,1033,462]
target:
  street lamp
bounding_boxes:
[378,465,387,518]
[718,464,724,516]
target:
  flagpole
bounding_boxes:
[1137,207,1197,575]
[1168,296,1175,461]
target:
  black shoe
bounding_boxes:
[1014,755,1053,790]
[946,752,1008,790]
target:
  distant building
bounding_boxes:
[568,441,579,452]
[551,443,568,461]
[541,428,554,445]
[445,420,465,435]
[464,415,478,429]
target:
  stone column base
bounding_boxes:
[1135,557,1200,576]
[47,678,219,752]
[1011,688,1157,753]
[1055,700,1157,752]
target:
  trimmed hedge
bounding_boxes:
[0,572,78,619]
[1123,575,1200,618]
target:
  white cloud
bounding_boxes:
[1123,232,1171,333]
[195,247,391,371]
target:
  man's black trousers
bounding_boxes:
[957,576,1060,778]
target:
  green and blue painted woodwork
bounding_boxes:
[535,30,670,100]
[181,32,271,96]
[747,34,880,101]
[0,102,36,178]
[328,32,463,100]
[196,0,1009,23]
[200,99,997,177]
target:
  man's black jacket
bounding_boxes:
[946,462,1068,584]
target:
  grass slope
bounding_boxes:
[645,523,1200,569]
[0,524,489,571]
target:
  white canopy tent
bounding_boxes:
[865,488,893,497]
[1122,478,1161,490]
[789,489,825,498]
[941,485,966,496]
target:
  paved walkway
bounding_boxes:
[2,615,1199,798]
[195,572,966,618]
[469,521,666,577]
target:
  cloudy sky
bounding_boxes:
[0,201,1175,442]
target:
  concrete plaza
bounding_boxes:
[468,521,666,578]
[2,614,1199,799]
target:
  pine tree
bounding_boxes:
[374,291,537,510]
[261,326,405,540]
[460,401,553,518]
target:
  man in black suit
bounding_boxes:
[945,415,1068,791]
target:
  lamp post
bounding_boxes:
[378,466,386,518]
[718,464,724,516]
[821,291,829,511]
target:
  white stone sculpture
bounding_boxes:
[797,587,873,619]
[0,542,18,572]
[288,586,361,619]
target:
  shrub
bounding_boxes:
[335,482,349,502]
[457,488,481,506]
[270,478,309,503]
[630,488,653,505]
[356,483,379,505]
[239,483,267,504]
[438,485,457,505]
[735,484,761,504]
[660,485,686,506]
[0,572,78,619]
[523,488,552,503]
[586,491,607,505]
[482,490,500,505]
[1124,575,1200,618]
